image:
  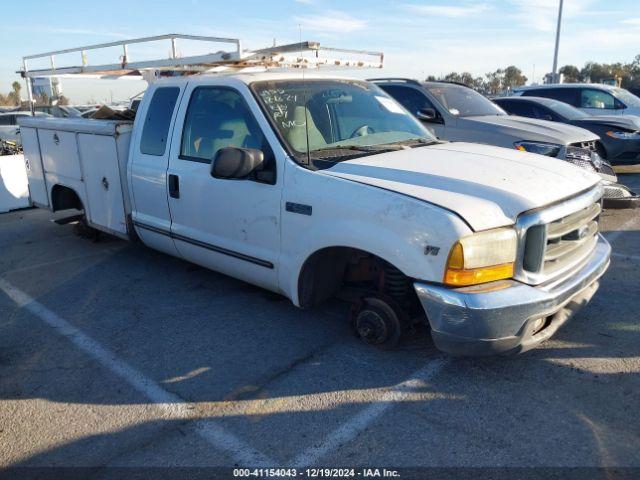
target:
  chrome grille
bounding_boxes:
[565,142,616,180]
[565,145,593,163]
[574,140,597,152]
[515,187,603,285]
[542,203,600,276]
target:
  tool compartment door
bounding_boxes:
[77,133,128,236]
[20,127,49,207]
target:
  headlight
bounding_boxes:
[444,228,517,286]
[606,130,640,140]
[514,141,562,157]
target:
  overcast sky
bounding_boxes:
[1,0,639,103]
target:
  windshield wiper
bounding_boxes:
[313,144,404,153]
[375,138,440,148]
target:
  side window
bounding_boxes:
[140,87,180,156]
[0,115,12,126]
[180,87,272,165]
[500,101,535,117]
[524,88,578,106]
[532,105,558,121]
[380,85,436,115]
[580,89,615,110]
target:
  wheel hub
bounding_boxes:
[356,309,389,344]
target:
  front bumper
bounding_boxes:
[414,236,611,356]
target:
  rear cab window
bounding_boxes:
[140,87,180,156]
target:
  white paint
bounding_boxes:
[0,154,30,213]
[0,278,276,467]
[291,358,446,467]
[320,141,600,231]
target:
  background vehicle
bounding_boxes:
[372,78,632,206]
[512,83,640,117]
[34,105,82,118]
[19,34,610,356]
[0,111,50,143]
[494,96,640,165]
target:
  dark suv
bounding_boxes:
[512,84,640,117]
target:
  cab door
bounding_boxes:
[165,83,282,291]
[128,85,183,256]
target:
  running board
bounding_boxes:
[52,214,83,225]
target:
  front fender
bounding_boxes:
[279,165,472,305]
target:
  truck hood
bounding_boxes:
[319,142,600,231]
[462,114,597,144]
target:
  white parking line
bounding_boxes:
[1,249,123,275]
[0,277,276,467]
[291,358,446,467]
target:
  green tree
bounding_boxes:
[443,72,462,83]
[7,81,22,106]
[559,65,581,83]
[484,69,504,95]
[502,66,527,90]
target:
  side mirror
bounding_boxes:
[211,147,264,179]
[416,108,442,123]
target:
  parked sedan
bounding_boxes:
[494,96,640,165]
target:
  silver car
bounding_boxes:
[370,79,630,203]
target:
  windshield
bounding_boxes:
[424,83,506,117]
[545,100,589,120]
[612,88,640,108]
[252,79,435,162]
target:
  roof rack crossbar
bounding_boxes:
[22,34,241,61]
[20,35,383,79]
[18,34,384,110]
[21,33,243,79]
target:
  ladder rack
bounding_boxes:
[20,33,383,78]
[19,33,383,108]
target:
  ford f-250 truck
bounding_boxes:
[19,70,611,355]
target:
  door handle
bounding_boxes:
[168,174,180,199]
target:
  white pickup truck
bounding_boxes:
[20,71,611,355]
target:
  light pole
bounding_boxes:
[551,0,564,83]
